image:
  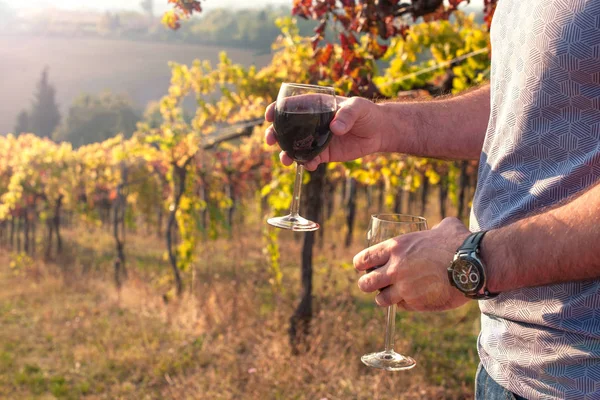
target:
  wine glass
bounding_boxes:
[361,214,428,371]
[267,83,337,232]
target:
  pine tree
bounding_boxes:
[30,67,61,138]
[14,110,30,135]
[140,0,154,17]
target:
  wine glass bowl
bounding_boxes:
[267,83,337,232]
[361,214,428,371]
[273,88,336,164]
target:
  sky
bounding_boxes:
[3,0,291,12]
[4,0,483,13]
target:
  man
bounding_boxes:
[265,0,600,399]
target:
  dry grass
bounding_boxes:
[0,200,480,399]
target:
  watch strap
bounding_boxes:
[458,230,487,253]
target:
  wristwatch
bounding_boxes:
[447,231,498,300]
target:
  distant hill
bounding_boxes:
[2,5,319,52]
[0,36,271,135]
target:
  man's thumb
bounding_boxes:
[330,98,367,136]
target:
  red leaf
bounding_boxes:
[483,0,498,29]
[170,0,203,16]
[347,32,358,47]
[384,15,397,39]
[311,34,323,51]
[449,0,468,7]
[292,0,312,18]
[315,43,334,64]
[313,1,330,18]
[341,48,354,65]
[375,43,389,58]
[331,61,343,80]
[314,19,327,35]
[422,4,448,22]
[336,14,352,30]
[357,16,368,32]
[399,25,409,39]
[412,0,444,18]
[340,33,349,50]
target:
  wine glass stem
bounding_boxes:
[289,163,304,217]
[383,304,397,353]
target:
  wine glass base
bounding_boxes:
[267,215,319,232]
[361,351,416,371]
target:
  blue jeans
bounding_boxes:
[475,363,528,400]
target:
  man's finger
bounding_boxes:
[375,286,400,308]
[279,151,293,166]
[265,125,277,146]
[265,102,276,122]
[358,264,394,293]
[354,242,391,271]
[304,155,321,171]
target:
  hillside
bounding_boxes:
[0,36,270,135]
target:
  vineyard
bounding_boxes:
[1,8,493,400]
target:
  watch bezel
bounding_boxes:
[449,254,485,295]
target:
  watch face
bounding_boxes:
[451,257,483,293]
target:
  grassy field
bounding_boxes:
[0,209,481,399]
[0,35,272,134]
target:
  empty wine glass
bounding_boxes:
[361,214,428,371]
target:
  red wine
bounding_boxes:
[273,108,335,164]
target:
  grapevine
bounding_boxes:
[0,14,491,300]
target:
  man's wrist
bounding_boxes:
[377,102,419,155]
[479,228,512,294]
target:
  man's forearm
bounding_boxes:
[379,84,490,160]
[482,183,600,293]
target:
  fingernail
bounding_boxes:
[331,121,346,132]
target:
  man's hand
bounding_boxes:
[353,218,471,312]
[264,97,386,171]
[264,85,492,168]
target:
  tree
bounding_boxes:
[140,0,154,17]
[53,92,140,148]
[14,110,29,135]
[30,68,61,138]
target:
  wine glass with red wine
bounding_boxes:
[267,83,337,231]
